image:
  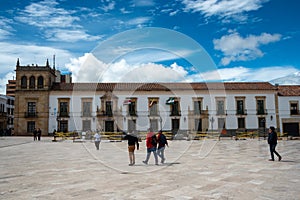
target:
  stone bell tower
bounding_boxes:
[14,59,56,136]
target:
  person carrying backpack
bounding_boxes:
[157,130,168,163]
[142,128,158,165]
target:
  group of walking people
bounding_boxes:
[93,125,282,165]
[122,128,169,166]
[33,128,42,141]
[93,128,168,166]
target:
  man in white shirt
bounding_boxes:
[94,132,101,150]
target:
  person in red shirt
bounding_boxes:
[142,128,158,165]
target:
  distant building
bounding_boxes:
[0,94,14,136]
[277,85,300,136]
[6,79,16,97]
[13,59,300,137]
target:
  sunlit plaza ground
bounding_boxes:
[0,136,299,200]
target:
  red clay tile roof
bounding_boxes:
[277,85,300,96]
[51,82,276,91]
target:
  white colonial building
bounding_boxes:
[13,61,300,137]
[47,82,278,136]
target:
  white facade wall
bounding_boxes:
[278,96,300,132]
[48,89,277,133]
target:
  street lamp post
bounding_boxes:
[159,116,163,131]
[210,117,215,132]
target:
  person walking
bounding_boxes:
[33,128,37,141]
[94,132,101,150]
[143,128,158,165]
[37,128,42,141]
[268,126,282,161]
[123,131,139,166]
[157,130,168,164]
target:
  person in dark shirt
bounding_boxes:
[33,128,37,141]
[157,130,168,163]
[123,131,139,166]
[268,126,282,161]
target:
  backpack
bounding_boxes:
[151,134,157,146]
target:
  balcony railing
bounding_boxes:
[82,112,92,117]
[128,111,138,117]
[25,112,38,118]
[216,110,227,115]
[236,109,247,115]
[97,110,114,117]
[149,110,159,116]
[170,111,181,116]
[0,112,8,117]
[58,112,69,118]
[290,110,299,115]
[257,109,267,115]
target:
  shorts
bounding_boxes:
[128,145,135,152]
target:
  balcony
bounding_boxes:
[97,110,114,117]
[128,111,138,117]
[82,112,92,117]
[290,110,300,115]
[170,110,181,116]
[58,112,69,118]
[236,109,247,115]
[257,109,267,115]
[25,112,38,118]
[216,110,227,115]
[0,112,8,117]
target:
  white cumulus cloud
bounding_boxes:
[213,32,281,65]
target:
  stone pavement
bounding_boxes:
[0,136,299,200]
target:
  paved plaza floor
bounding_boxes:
[0,136,299,200]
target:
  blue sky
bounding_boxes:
[0,0,299,93]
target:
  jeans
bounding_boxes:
[144,147,158,164]
[269,144,281,160]
[95,141,100,150]
[157,146,166,162]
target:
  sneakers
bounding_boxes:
[142,161,148,165]
[279,156,282,161]
[161,158,165,164]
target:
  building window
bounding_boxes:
[105,120,114,132]
[106,101,113,116]
[170,100,181,116]
[82,102,92,117]
[29,76,35,89]
[37,76,44,89]
[194,100,202,115]
[256,98,266,115]
[59,120,68,132]
[290,102,299,115]
[216,100,225,115]
[128,99,137,116]
[128,120,137,133]
[82,120,91,131]
[59,102,69,117]
[27,102,37,117]
[258,117,265,128]
[27,121,35,133]
[218,118,226,129]
[149,98,158,116]
[195,118,202,132]
[21,76,27,88]
[236,100,246,115]
[238,118,245,129]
